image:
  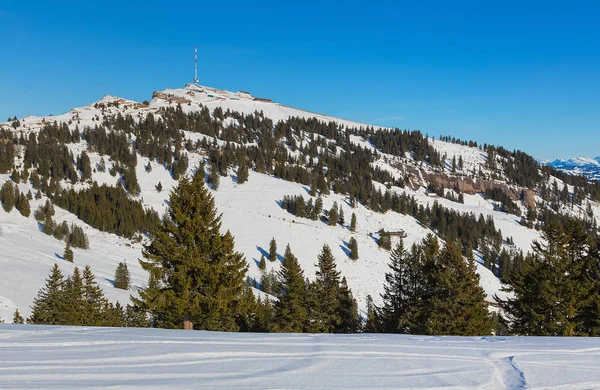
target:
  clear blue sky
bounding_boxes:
[1,1,599,160]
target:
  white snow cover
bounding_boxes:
[1,325,599,389]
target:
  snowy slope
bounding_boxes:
[6,82,596,323]
[1,325,600,389]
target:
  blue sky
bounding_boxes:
[1,1,599,160]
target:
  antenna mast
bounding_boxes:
[193,46,199,84]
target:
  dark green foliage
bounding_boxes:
[259,254,266,271]
[311,244,342,332]
[273,245,307,332]
[348,237,358,260]
[157,181,163,192]
[29,264,126,326]
[63,241,74,262]
[269,237,277,261]
[53,184,158,239]
[208,162,220,190]
[378,230,392,250]
[237,164,249,184]
[281,194,321,220]
[497,221,600,336]
[78,151,92,181]
[70,224,89,249]
[137,173,249,331]
[16,192,30,217]
[114,262,131,290]
[0,180,15,212]
[377,235,492,336]
[34,200,55,222]
[328,202,339,226]
[350,212,357,232]
[13,309,24,324]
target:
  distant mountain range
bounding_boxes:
[545,157,600,182]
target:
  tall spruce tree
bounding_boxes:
[312,244,342,332]
[29,264,65,324]
[273,244,307,332]
[114,262,131,290]
[497,221,598,336]
[337,277,360,333]
[424,241,492,336]
[350,212,357,232]
[379,240,411,333]
[269,237,277,262]
[348,237,359,260]
[82,265,108,326]
[138,172,249,331]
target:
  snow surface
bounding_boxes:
[1,325,599,389]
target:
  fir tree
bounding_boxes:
[350,212,357,232]
[63,267,85,325]
[63,241,74,262]
[237,164,249,184]
[13,309,24,324]
[29,264,65,324]
[379,240,411,333]
[258,254,266,271]
[269,237,277,262]
[82,265,109,326]
[424,241,492,336]
[348,237,359,260]
[337,277,360,333]
[208,162,220,190]
[273,245,307,332]
[312,244,342,332]
[114,262,131,290]
[138,172,248,331]
[157,181,163,192]
[328,202,339,226]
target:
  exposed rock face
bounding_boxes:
[152,91,191,105]
[394,162,526,202]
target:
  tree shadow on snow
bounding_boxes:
[275,199,283,208]
[339,241,351,257]
[230,173,238,183]
[102,277,116,287]
[256,245,270,259]
[301,185,312,195]
[54,253,65,261]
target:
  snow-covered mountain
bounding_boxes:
[546,156,600,181]
[1,83,599,323]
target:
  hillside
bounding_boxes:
[1,83,599,323]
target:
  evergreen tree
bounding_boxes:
[338,207,345,225]
[348,237,359,260]
[337,277,360,333]
[16,192,30,217]
[13,309,24,324]
[82,265,109,326]
[269,237,277,262]
[237,164,249,184]
[157,181,163,192]
[497,221,598,336]
[0,180,15,212]
[424,241,492,336]
[63,241,74,262]
[378,230,392,250]
[258,254,266,271]
[379,240,411,333]
[273,245,307,332]
[208,163,220,190]
[350,212,357,232]
[114,262,131,290]
[312,244,342,332]
[29,264,65,324]
[138,173,249,331]
[63,267,85,325]
[328,202,339,226]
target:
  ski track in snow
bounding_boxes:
[1,326,600,389]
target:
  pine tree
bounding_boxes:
[269,237,277,262]
[82,265,109,326]
[348,237,359,260]
[312,244,342,332]
[157,181,163,192]
[16,192,30,217]
[13,309,24,324]
[338,207,345,225]
[497,221,598,336]
[379,240,411,333]
[62,267,85,325]
[273,245,307,332]
[258,254,266,271]
[138,172,248,331]
[424,241,492,336]
[328,202,338,226]
[337,277,360,333]
[0,180,15,212]
[63,241,74,262]
[114,262,131,290]
[350,212,357,232]
[237,164,249,184]
[208,162,220,190]
[29,264,65,324]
